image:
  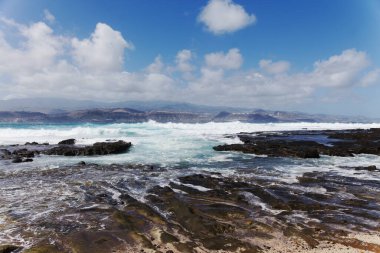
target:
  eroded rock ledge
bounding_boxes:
[0,139,132,163]
[45,140,132,156]
[214,128,380,158]
[1,164,379,253]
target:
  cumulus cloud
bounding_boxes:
[0,19,64,74]
[205,48,243,70]
[72,23,134,72]
[259,60,290,75]
[175,49,194,73]
[0,18,175,102]
[0,16,378,109]
[183,49,375,107]
[198,0,256,35]
[311,49,370,88]
[147,56,164,74]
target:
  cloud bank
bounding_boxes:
[0,17,378,109]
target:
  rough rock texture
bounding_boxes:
[214,128,380,158]
[0,140,132,163]
[58,139,76,145]
[0,245,21,253]
[0,148,39,163]
[45,140,132,156]
[1,164,378,253]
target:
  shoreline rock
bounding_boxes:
[45,140,132,156]
[214,128,380,158]
[58,139,76,145]
[1,140,132,163]
[5,164,379,253]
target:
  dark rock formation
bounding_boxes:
[0,245,21,253]
[2,163,380,253]
[0,148,40,163]
[353,165,378,171]
[45,140,132,156]
[214,128,380,158]
[11,157,23,163]
[58,139,76,145]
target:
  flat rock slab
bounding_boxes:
[214,128,380,158]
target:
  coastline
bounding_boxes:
[0,126,380,252]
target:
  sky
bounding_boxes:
[0,0,380,116]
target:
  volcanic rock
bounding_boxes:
[58,139,76,145]
[45,140,132,156]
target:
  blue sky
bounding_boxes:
[0,0,379,116]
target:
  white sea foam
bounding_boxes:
[1,121,379,145]
[1,121,380,185]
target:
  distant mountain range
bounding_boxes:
[0,98,377,123]
[0,98,252,114]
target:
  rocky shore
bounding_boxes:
[0,163,379,253]
[214,128,380,159]
[0,139,132,163]
[1,129,380,252]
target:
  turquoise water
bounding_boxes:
[1,121,380,181]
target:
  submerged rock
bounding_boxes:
[24,142,38,146]
[45,140,132,156]
[353,165,378,171]
[11,156,23,163]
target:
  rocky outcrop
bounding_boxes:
[0,148,38,163]
[58,139,76,145]
[1,140,132,162]
[45,140,132,156]
[214,128,380,158]
[214,141,321,158]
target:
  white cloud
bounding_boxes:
[259,59,290,75]
[71,23,133,72]
[0,19,175,102]
[360,68,380,87]
[147,56,164,73]
[198,0,256,35]
[311,49,370,88]
[0,17,378,110]
[183,49,374,107]
[43,9,55,23]
[205,48,243,69]
[175,49,194,73]
[0,19,64,74]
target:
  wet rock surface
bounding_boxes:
[214,128,380,158]
[0,140,132,163]
[44,140,132,156]
[58,139,76,145]
[0,245,21,253]
[1,163,379,252]
[1,147,39,163]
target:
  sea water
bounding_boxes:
[1,121,380,165]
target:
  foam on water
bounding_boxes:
[1,121,380,167]
[1,121,380,145]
